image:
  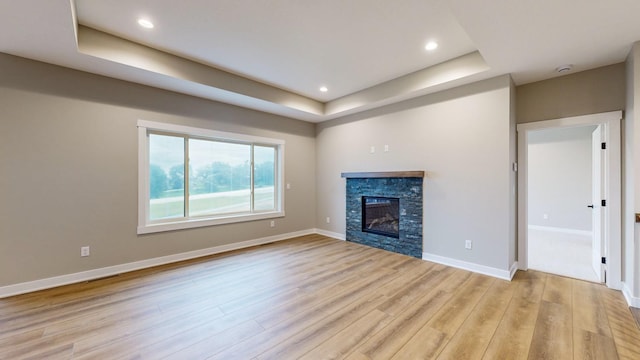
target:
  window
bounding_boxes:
[138,120,284,234]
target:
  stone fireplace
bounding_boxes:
[341,171,424,258]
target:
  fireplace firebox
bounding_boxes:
[362,196,399,238]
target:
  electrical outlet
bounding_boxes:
[543,213,549,220]
[270,220,275,228]
[81,246,90,257]
[465,240,472,250]
[326,217,331,224]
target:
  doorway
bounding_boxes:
[517,111,622,289]
[526,125,599,282]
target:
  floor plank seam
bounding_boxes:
[630,307,640,330]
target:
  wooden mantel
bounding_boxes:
[341,171,425,179]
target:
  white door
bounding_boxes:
[591,125,604,282]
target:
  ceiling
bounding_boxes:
[2,0,640,122]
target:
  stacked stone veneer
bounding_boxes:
[346,177,423,258]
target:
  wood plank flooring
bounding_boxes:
[1,234,640,359]
[632,307,640,330]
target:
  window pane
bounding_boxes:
[149,134,184,220]
[189,139,251,216]
[254,145,276,211]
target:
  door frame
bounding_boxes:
[517,111,622,289]
[591,124,604,282]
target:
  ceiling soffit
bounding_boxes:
[76,25,489,122]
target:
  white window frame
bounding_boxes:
[137,120,285,234]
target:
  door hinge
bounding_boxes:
[601,257,607,264]
[601,142,606,149]
[601,199,606,207]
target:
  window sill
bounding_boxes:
[137,211,285,234]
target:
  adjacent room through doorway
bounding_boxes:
[526,125,600,282]
[517,111,622,290]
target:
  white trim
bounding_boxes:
[0,229,315,299]
[1,229,526,299]
[314,228,346,240]
[137,119,285,145]
[136,119,286,234]
[138,125,149,231]
[517,111,622,290]
[527,225,592,237]
[138,211,285,234]
[622,282,640,308]
[324,232,519,279]
[422,252,515,281]
[516,111,622,132]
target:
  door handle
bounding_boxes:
[588,204,594,208]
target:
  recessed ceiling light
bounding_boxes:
[137,18,154,29]
[425,41,438,51]
[320,86,328,93]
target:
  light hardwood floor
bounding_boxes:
[1,234,639,359]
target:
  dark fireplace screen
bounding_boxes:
[362,196,400,238]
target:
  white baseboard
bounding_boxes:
[0,228,316,299]
[528,225,592,237]
[0,228,528,298]
[314,228,346,241]
[422,252,515,281]
[319,234,519,281]
[622,282,640,308]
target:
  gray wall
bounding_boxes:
[316,75,516,272]
[2,49,635,297]
[527,126,595,231]
[517,63,626,124]
[0,54,317,287]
